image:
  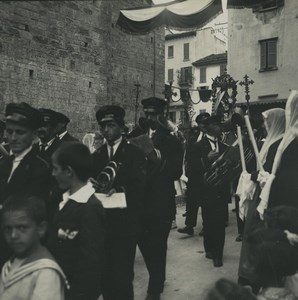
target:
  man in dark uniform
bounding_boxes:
[36,108,65,220]
[178,112,210,235]
[191,115,229,267]
[138,97,184,300]
[92,105,147,300]
[0,102,52,267]
[37,108,62,164]
[55,111,78,142]
[0,119,9,159]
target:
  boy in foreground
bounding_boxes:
[0,195,67,299]
[48,142,105,300]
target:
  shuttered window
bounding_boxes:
[200,67,206,83]
[168,69,174,82]
[259,38,278,71]
[168,45,174,58]
[180,67,192,84]
[184,43,189,60]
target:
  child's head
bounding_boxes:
[247,228,298,287]
[1,195,47,258]
[51,142,92,190]
[264,205,298,234]
[205,278,256,300]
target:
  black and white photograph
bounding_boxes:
[0,0,298,299]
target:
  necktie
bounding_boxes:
[109,142,114,160]
[40,143,47,153]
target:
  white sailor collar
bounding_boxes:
[60,182,95,210]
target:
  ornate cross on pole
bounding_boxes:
[163,80,177,118]
[134,82,141,126]
[239,74,254,117]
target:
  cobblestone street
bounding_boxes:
[134,203,241,300]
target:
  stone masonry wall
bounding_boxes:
[0,0,165,138]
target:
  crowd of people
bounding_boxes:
[0,91,298,300]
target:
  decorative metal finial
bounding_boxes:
[134,82,141,126]
[211,68,238,120]
[239,74,254,116]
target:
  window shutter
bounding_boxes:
[200,67,206,83]
[220,64,226,75]
[180,67,185,83]
[168,69,174,82]
[185,67,192,83]
[260,42,267,69]
[168,46,174,58]
[184,43,189,60]
[267,40,277,68]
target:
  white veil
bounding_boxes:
[259,108,285,166]
[258,90,298,217]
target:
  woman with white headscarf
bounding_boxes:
[261,90,298,210]
[238,107,286,291]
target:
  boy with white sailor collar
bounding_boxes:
[47,142,105,300]
[0,195,68,300]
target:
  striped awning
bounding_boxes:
[116,0,222,34]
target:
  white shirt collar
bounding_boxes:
[39,137,55,148]
[58,131,68,140]
[206,134,217,141]
[149,128,156,138]
[107,136,122,157]
[10,146,32,162]
[59,182,95,210]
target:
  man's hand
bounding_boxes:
[257,171,270,188]
[107,188,117,197]
[207,150,220,162]
[89,177,100,191]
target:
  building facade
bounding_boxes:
[0,0,164,138]
[228,0,295,118]
[165,28,226,127]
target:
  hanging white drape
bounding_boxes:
[117,0,222,34]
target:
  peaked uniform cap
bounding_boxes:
[5,102,43,130]
[200,115,222,126]
[39,108,59,126]
[195,112,210,125]
[96,105,125,125]
[141,97,167,114]
[55,111,70,124]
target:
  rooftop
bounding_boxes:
[165,31,197,41]
[193,52,227,67]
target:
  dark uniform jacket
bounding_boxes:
[186,136,229,204]
[33,137,64,219]
[143,128,184,220]
[60,132,78,142]
[0,148,51,205]
[0,148,52,267]
[33,136,62,165]
[92,138,147,236]
[47,194,105,300]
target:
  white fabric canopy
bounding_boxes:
[117,0,222,34]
